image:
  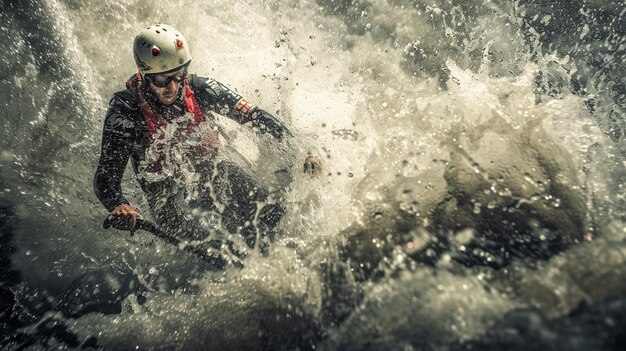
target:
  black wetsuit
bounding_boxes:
[94,73,286,248]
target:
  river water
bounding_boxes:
[1,0,625,350]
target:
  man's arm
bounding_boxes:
[245,108,290,141]
[191,75,289,141]
[93,99,135,212]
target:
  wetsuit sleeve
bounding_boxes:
[191,75,290,141]
[246,108,290,141]
[94,97,135,212]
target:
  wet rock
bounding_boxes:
[0,206,22,338]
[451,296,626,351]
[429,116,586,267]
[339,199,421,281]
[57,266,142,318]
[341,115,587,278]
[319,261,364,327]
[0,205,100,349]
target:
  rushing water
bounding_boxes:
[1,0,625,350]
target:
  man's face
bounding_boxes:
[147,68,186,105]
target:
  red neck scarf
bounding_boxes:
[126,72,205,139]
[126,73,220,171]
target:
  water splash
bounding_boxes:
[1,0,625,349]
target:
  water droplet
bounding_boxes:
[523,173,533,182]
[373,211,384,221]
[456,228,474,244]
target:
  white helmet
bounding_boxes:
[133,24,191,75]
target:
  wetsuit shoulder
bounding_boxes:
[189,74,260,124]
[104,89,143,134]
[188,74,241,101]
[188,74,289,140]
[109,89,139,114]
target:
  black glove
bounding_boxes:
[250,109,291,141]
[103,214,138,234]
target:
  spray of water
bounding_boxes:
[1,0,625,349]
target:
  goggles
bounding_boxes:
[147,69,187,88]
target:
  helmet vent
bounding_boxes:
[134,24,190,74]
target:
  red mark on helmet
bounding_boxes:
[151,47,161,56]
[176,40,184,48]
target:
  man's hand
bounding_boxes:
[303,152,323,177]
[110,203,142,231]
[250,109,291,141]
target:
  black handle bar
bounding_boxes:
[102,215,243,269]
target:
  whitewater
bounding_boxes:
[1,0,625,350]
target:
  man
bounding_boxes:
[94,24,318,255]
